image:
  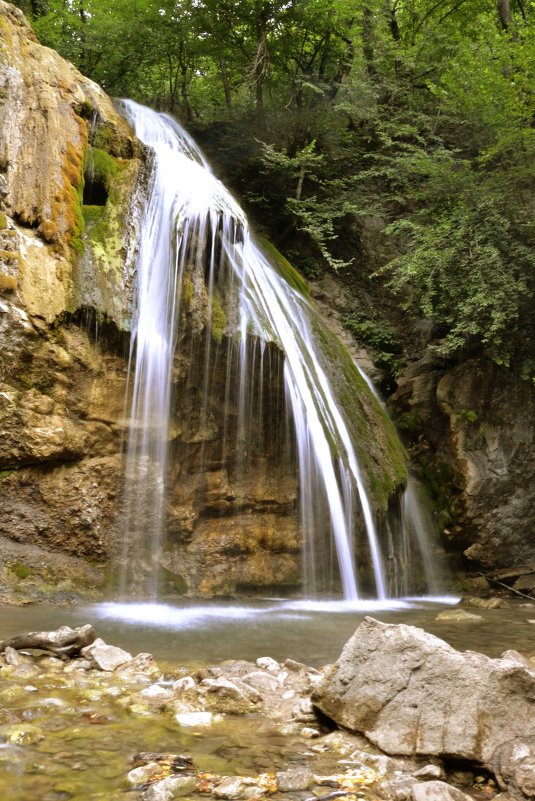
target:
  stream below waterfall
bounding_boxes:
[1,598,535,665]
[1,598,534,801]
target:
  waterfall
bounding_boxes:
[119,100,398,600]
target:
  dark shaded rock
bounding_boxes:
[391,356,535,573]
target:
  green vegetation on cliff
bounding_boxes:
[16,0,535,380]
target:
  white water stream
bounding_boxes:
[119,100,435,601]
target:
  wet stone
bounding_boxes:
[175,711,217,727]
[276,767,314,791]
[142,775,198,800]
[127,761,164,787]
[435,609,483,622]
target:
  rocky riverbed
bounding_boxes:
[2,617,534,801]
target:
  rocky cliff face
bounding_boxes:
[391,354,535,583]
[0,0,144,600]
[0,1,410,601]
[0,2,302,599]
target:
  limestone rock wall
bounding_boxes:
[0,1,409,600]
[391,355,535,575]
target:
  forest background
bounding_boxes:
[14,0,535,386]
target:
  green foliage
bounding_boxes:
[342,310,402,378]
[383,192,534,366]
[15,0,535,379]
[85,147,119,190]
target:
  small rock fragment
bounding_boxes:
[412,765,444,780]
[175,711,216,727]
[256,656,279,672]
[411,780,474,800]
[276,768,313,791]
[173,676,195,692]
[81,638,132,671]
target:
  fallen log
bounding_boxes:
[0,624,96,656]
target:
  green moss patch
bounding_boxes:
[258,236,310,298]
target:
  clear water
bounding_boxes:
[2,598,534,667]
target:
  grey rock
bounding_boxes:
[81,638,132,671]
[312,617,535,768]
[412,765,444,780]
[378,776,415,801]
[492,738,535,799]
[142,775,197,801]
[275,768,313,791]
[242,671,279,694]
[411,781,473,801]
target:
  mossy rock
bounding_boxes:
[211,294,227,344]
[10,562,31,580]
[257,236,310,298]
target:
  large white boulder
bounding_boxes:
[312,617,535,768]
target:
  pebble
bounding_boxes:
[142,775,197,800]
[276,767,313,791]
[126,762,163,787]
[413,765,443,780]
[300,726,321,738]
[138,684,175,703]
[173,676,196,692]
[256,656,279,672]
[175,711,217,727]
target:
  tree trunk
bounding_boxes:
[219,59,233,116]
[497,0,513,29]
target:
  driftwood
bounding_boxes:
[0,624,96,656]
[480,573,535,601]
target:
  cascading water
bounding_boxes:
[119,100,433,601]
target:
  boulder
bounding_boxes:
[312,617,535,767]
[81,638,132,671]
[492,738,535,800]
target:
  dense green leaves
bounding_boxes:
[14,0,535,379]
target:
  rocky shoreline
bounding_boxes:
[0,618,533,801]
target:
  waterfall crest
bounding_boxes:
[119,100,427,600]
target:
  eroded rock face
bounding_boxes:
[0,1,408,600]
[312,617,535,768]
[391,355,535,573]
